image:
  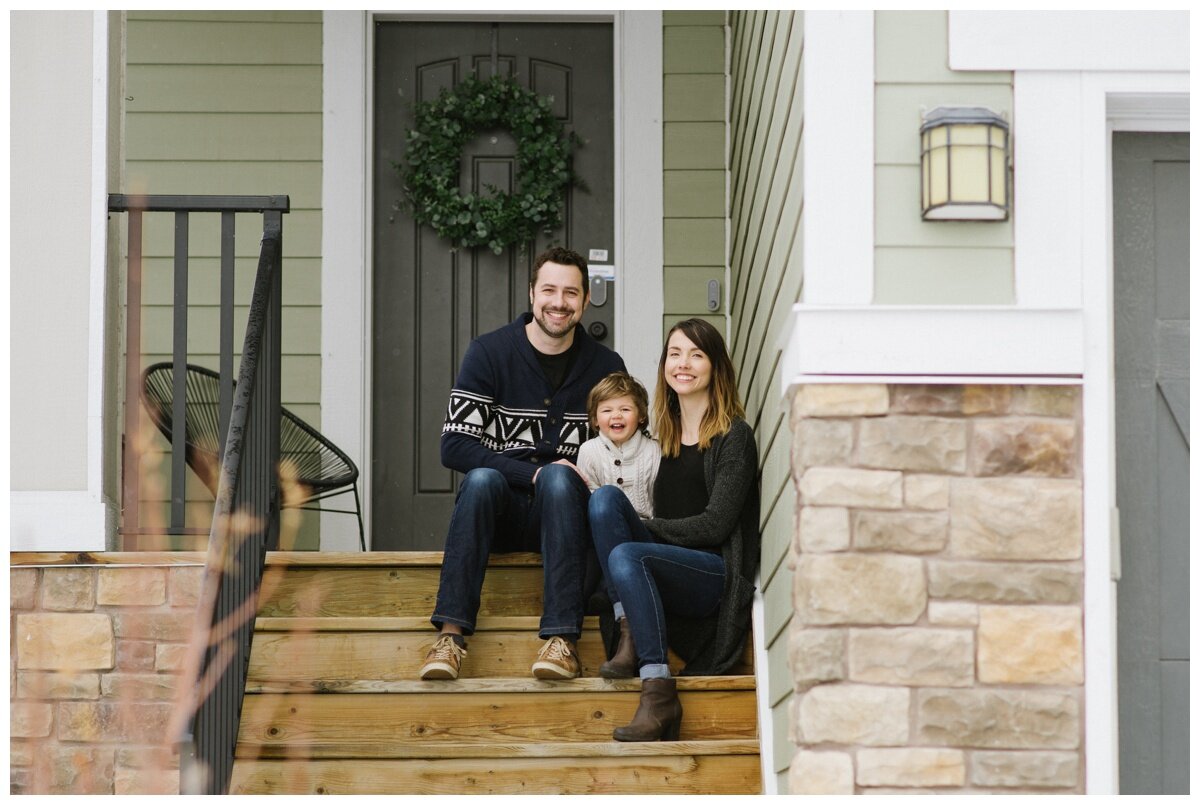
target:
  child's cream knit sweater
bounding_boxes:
[576,429,661,519]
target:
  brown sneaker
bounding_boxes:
[531,635,580,679]
[419,634,467,680]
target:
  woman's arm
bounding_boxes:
[644,420,757,548]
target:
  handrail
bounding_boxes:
[108,194,288,793]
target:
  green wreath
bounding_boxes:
[397,75,580,255]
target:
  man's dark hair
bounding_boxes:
[531,247,589,293]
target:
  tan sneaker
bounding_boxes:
[531,635,580,679]
[419,634,467,680]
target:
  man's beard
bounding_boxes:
[534,308,577,339]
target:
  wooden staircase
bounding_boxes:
[229,552,762,794]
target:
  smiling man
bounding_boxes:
[421,247,626,681]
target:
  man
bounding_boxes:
[419,247,625,680]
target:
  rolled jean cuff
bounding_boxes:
[430,614,475,636]
[538,625,581,642]
[639,663,671,680]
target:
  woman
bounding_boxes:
[587,318,760,742]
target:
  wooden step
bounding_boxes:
[264,551,543,566]
[248,675,756,694]
[229,754,762,794]
[257,565,543,617]
[236,690,758,749]
[235,737,759,759]
[247,620,754,681]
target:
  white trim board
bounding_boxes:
[778,306,1084,393]
[320,12,663,550]
[11,492,116,552]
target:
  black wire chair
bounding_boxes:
[140,362,365,550]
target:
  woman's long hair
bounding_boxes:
[652,318,745,457]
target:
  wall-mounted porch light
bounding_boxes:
[920,106,1010,221]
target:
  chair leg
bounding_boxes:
[353,482,366,551]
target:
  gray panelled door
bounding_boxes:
[371,21,614,550]
[1114,131,1189,794]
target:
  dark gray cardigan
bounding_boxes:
[599,418,761,676]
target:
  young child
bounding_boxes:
[576,371,661,518]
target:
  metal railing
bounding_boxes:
[109,194,289,793]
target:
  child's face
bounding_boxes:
[595,394,641,446]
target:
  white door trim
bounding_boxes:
[320,12,663,550]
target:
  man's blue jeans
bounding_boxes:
[432,464,591,641]
[588,485,724,673]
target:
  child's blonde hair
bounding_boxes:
[586,372,650,429]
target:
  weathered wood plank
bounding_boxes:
[229,754,762,794]
[263,551,543,566]
[237,738,758,760]
[255,566,542,618]
[246,676,758,694]
[10,551,207,566]
[254,615,591,632]
[236,690,759,746]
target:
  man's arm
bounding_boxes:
[440,340,540,489]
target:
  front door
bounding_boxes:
[371,21,614,550]
[1113,131,1189,794]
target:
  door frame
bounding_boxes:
[319,11,664,551]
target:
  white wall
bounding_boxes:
[10,11,115,549]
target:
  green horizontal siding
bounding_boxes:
[664,170,726,217]
[663,26,725,74]
[663,123,725,170]
[663,266,726,314]
[125,11,323,549]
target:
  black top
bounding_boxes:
[654,443,708,519]
[534,339,578,392]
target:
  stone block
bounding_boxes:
[1013,385,1079,417]
[978,606,1083,685]
[891,385,962,414]
[49,747,115,794]
[799,684,910,746]
[858,417,967,473]
[793,384,889,418]
[116,746,179,770]
[799,467,903,509]
[949,478,1082,560]
[962,385,1012,415]
[116,766,180,795]
[928,601,979,626]
[970,750,1080,788]
[116,640,158,671]
[11,766,31,795]
[971,419,1078,478]
[57,702,174,743]
[16,671,101,700]
[857,748,966,788]
[789,751,854,794]
[112,612,193,642]
[795,554,926,625]
[11,569,38,610]
[156,643,188,672]
[101,673,181,701]
[11,703,53,738]
[97,568,167,606]
[169,567,205,607]
[789,626,845,691]
[917,689,1080,749]
[17,613,114,670]
[799,506,850,553]
[10,741,35,767]
[854,510,948,553]
[41,568,96,611]
[849,628,974,687]
[904,474,950,510]
[792,418,855,471]
[928,561,1082,604]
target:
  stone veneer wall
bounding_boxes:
[10,558,204,794]
[786,384,1084,794]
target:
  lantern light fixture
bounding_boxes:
[920,106,1010,221]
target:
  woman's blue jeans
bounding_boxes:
[432,465,592,641]
[588,485,724,674]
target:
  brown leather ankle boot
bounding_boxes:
[612,677,682,742]
[599,618,638,679]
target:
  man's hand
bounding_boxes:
[533,458,588,485]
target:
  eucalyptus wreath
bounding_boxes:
[397,75,580,255]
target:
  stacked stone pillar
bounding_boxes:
[10,560,203,794]
[787,384,1084,793]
